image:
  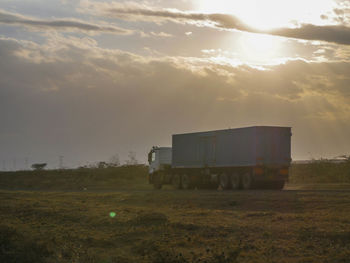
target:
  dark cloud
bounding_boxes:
[98,6,350,45]
[0,9,131,34]
[102,7,256,32]
[269,24,350,45]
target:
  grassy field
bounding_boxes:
[290,160,350,184]
[1,160,350,192]
[0,165,150,191]
[1,164,350,262]
[1,189,350,263]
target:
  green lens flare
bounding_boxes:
[109,212,116,218]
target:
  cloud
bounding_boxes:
[0,9,132,34]
[269,24,350,46]
[139,31,173,38]
[1,35,350,166]
[82,2,350,45]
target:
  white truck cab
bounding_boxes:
[148,146,172,174]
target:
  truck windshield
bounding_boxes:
[148,150,156,164]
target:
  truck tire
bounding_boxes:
[271,180,285,190]
[153,173,163,190]
[219,173,231,190]
[230,173,240,190]
[242,171,253,190]
[182,174,193,190]
[171,174,182,189]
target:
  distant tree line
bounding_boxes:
[28,151,140,171]
[78,151,139,169]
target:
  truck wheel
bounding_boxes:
[271,180,285,190]
[171,174,182,189]
[242,172,253,190]
[182,174,193,190]
[230,173,240,190]
[219,173,231,190]
[153,173,163,190]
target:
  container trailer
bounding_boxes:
[148,126,292,190]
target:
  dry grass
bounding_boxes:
[1,189,350,263]
[290,159,350,184]
[1,160,350,192]
[1,164,350,262]
[0,165,150,191]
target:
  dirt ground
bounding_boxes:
[1,188,350,263]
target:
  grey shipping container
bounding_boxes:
[172,126,291,169]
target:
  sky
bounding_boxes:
[1,0,350,169]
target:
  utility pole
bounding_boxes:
[25,158,28,170]
[13,158,16,171]
[59,155,64,169]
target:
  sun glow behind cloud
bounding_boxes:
[194,0,336,65]
[237,33,283,64]
[195,0,335,30]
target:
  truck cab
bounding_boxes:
[148,146,172,174]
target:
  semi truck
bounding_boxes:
[148,126,292,190]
